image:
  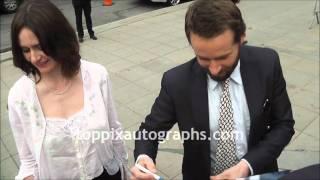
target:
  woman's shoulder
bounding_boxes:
[81,59,109,77]
[8,75,34,103]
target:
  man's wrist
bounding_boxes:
[135,154,152,164]
[240,159,253,176]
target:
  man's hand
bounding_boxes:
[210,160,250,180]
[130,156,157,180]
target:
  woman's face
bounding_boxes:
[19,27,59,76]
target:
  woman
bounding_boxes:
[8,0,128,179]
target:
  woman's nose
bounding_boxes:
[30,49,40,63]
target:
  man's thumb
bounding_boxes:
[144,160,157,173]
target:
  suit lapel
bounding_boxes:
[240,46,262,147]
[190,59,211,175]
[190,59,210,137]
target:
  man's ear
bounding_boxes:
[240,33,246,44]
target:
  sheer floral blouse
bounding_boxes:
[8,60,129,180]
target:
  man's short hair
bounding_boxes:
[185,0,246,43]
[11,0,80,82]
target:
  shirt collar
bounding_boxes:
[207,59,242,91]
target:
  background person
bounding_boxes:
[72,0,97,42]
[9,0,128,179]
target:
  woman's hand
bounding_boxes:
[23,175,34,180]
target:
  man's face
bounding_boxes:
[190,30,244,81]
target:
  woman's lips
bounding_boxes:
[35,59,49,68]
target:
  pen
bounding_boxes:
[135,163,164,180]
[263,99,269,108]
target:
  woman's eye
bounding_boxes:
[22,48,30,53]
[35,45,42,50]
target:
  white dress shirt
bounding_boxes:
[208,60,253,175]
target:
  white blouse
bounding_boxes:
[8,60,129,180]
[43,109,104,180]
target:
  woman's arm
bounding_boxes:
[8,91,37,180]
[23,175,34,180]
[100,68,128,162]
[99,67,130,180]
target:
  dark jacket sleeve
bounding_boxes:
[243,49,295,174]
[134,72,176,162]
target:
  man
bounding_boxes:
[72,0,97,43]
[131,0,295,179]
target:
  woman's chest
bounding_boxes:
[38,84,84,119]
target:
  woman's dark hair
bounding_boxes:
[11,0,80,82]
[185,0,245,44]
[231,0,240,4]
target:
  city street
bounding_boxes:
[0,0,191,52]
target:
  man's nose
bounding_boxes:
[208,61,222,76]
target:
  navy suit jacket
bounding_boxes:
[134,45,295,180]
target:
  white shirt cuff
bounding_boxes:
[135,154,153,165]
[241,158,254,176]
